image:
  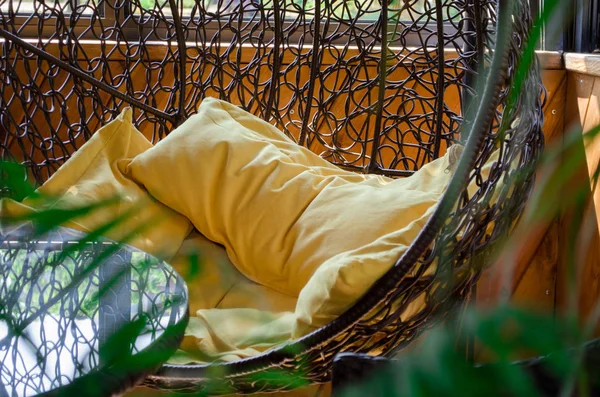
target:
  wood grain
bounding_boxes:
[558,71,600,335]
[475,69,566,309]
[511,220,558,311]
[565,53,600,77]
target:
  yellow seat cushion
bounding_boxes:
[169,231,243,313]
[167,230,297,364]
[0,108,192,260]
[125,98,461,358]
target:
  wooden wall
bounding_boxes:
[559,53,600,330]
[476,53,565,314]
[3,45,576,326]
[476,52,600,344]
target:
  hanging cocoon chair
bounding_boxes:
[0,0,545,391]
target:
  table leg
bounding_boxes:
[168,274,186,326]
[98,247,132,367]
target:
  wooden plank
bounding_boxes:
[556,72,586,317]
[582,77,600,237]
[476,69,566,308]
[542,70,566,103]
[474,64,566,347]
[557,72,600,335]
[511,220,558,311]
[574,199,600,333]
[565,73,596,128]
[565,53,600,77]
[498,70,566,289]
[537,50,564,70]
[567,75,600,333]
[474,68,567,363]
[542,71,567,142]
[475,219,558,312]
[474,220,559,364]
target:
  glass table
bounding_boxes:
[0,223,189,397]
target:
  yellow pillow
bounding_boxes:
[125,97,458,296]
[0,108,192,260]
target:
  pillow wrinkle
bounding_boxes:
[204,108,300,167]
[267,177,343,267]
[293,200,441,337]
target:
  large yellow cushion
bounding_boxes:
[125,98,460,351]
[0,108,192,260]
[166,230,298,364]
[125,98,458,297]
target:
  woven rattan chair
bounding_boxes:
[0,0,543,394]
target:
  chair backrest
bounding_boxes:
[1,0,490,185]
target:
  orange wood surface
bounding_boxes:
[5,47,571,333]
[476,69,566,312]
[557,70,600,333]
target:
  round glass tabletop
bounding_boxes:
[0,223,189,397]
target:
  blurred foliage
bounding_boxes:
[338,308,590,397]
